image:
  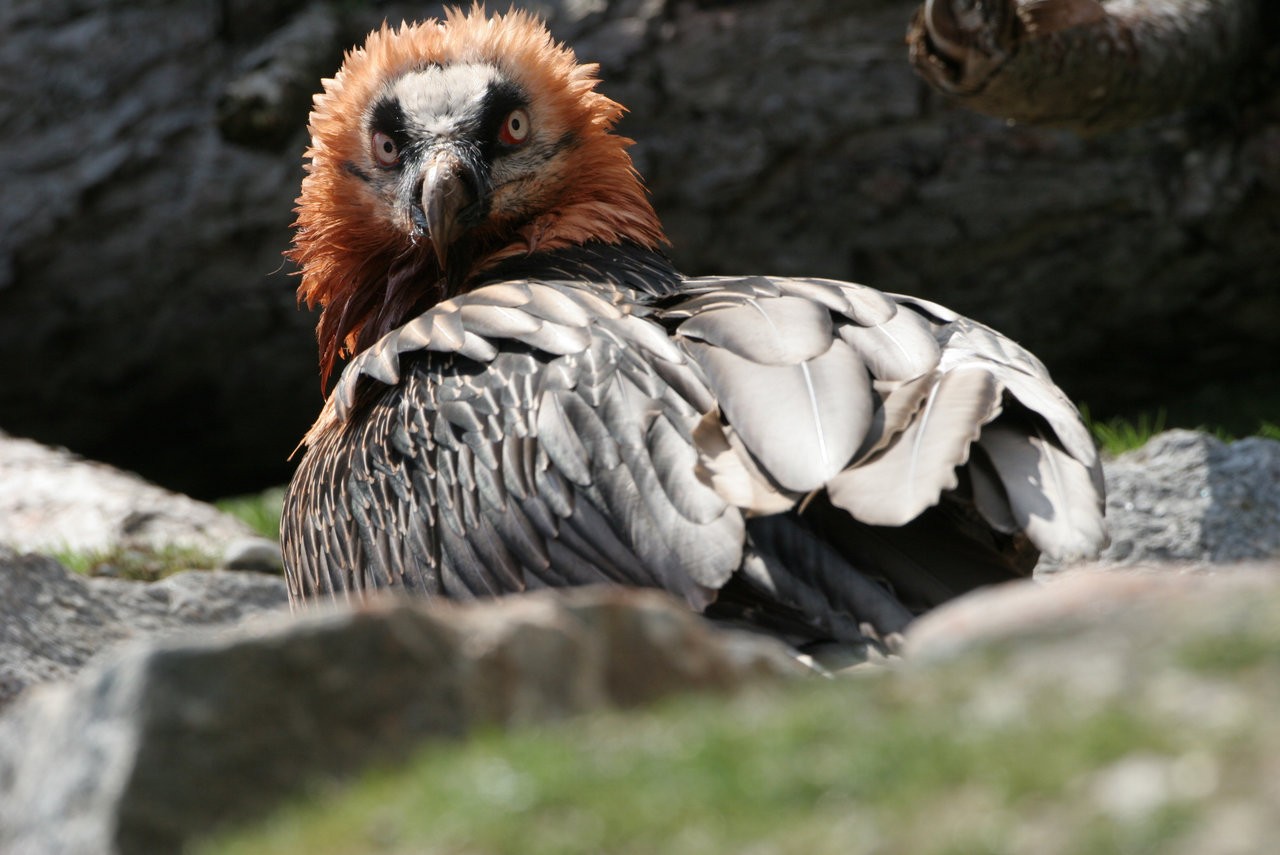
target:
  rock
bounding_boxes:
[216,5,342,151]
[193,568,1280,854]
[0,431,254,556]
[0,0,319,498]
[220,536,285,575]
[905,563,1276,662]
[1097,430,1280,565]
[3,0,1277,497]
[0,587,800,855]
[0,551,287,710]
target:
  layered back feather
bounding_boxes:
[284,257,1107,650]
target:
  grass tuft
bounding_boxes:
[1080,405,1168,455]
[216,486,287,540]
[1080,405,1280,455]
[51,543,217,582]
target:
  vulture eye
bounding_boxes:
[371,131,400,167]
[498,109,531,146]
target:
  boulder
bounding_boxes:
[0,430,255,556]
[1097,430,1280,565]
[0,0,326,498]
[906,562,1280,662]
[0,587,799,855]
[0,551,287,709]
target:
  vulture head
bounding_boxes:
[290,7,667,386]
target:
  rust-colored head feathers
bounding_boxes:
[291,6,667,388]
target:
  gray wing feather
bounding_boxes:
[678,296,834,364]
[458,303,543,337]
[977,424,1107,562]
[459,281,532,307]
[775,277,897,326]
[839,306,941,382]
[534,390,594,486]
[521,283,594,327]
[682,337,873,492]
[512,318,595,356]
[887,292,961,323]
[284,278,745,614]
[647,412,734,525]
[826,366,1003,525]
[967,444,1021,535]
[426,305,465,349]
[854,373,937,462]
[934,317,1104,495]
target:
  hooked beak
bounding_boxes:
[420,147,483,267]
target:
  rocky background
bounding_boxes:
[2,0,1277,498]
[2,0,1279,852]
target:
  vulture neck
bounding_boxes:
[479,243,684,299]
[308,143,670,389]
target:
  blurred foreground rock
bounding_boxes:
[0,1,322,498]
[3,0,1277,497]
[5,559,1280,855]
[907,562,1280,661]
[899,563,1280,855]
[0,588,798,855]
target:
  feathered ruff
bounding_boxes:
[290,5,667,388]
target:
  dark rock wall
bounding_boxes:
[612,1,1280,430]
[0,0,324,496]
[2,0,1276,496]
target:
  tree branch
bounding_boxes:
[907,0,1266,132]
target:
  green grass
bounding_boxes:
[1079,404,1280,455]
[46,483,286,579]
[1083,407,1168,455]
[1176,621,1280,674]
[195,671,1210,855]
[52,543,217,582]
[216,486,287,540]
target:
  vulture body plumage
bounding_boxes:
[281,8,1106,652]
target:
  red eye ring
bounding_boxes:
[499,109,531,146]
[371,131,400,166]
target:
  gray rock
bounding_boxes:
[905,563,1278,662]
[220,536,285,575]
[0,588,799,855]
[217,5,342,151]
[0,0,319,497]
[0,552,287,709]
[1098,430,1280,565]
[0,431,254,556]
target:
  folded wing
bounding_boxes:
[284,272,1106,650]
